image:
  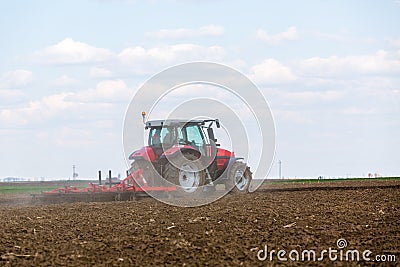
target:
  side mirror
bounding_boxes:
[207,128,216,142]
[215,119,220,128]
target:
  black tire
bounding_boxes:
[225,161,252,194]
[163,153,205,196]
[130,160,159,187]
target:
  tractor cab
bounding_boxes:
[145,119,220,160]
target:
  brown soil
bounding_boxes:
[0,180,399,266]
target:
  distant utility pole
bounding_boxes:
[278,160,282,179]
[72,165,78,180]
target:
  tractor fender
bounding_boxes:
[128,146,156,162]
[159,145,201,160]
[218,157,245,180]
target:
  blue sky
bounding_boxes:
[0,0,399,180]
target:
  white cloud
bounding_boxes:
[45,127,96,147]
[89,67,113,78]
[387,37,400,48]
[118,44,225,74]
[300,50,400,77]
[249,59,297,84]
[119,44,224,62]
[31,38,225,75]
[33,38,114,64]
[0,69,33,89]
[265,87,345,107]
[67,79,133,103]
[256,26,299,45]
[282,90,344,103]
[341,107,378,115]
[274,109,313,124]
[0,80,131,128]
[307,30,351,43]
[145,24,224,39]
[0,92,74,126]
[226,59,247,71]
[52,75,78,87]
[0,89,26,105]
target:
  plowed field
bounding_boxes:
[1,180,399,266]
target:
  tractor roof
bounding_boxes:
[145,119,219,128]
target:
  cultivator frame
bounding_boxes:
[32,169,176,204]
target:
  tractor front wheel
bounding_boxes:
[226,162,252,194]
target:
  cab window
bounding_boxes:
[185,125,204,147]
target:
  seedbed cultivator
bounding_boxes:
[32,169,176,204]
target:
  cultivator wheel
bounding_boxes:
[225,161,252,194]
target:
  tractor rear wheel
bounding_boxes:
[226,161,252,194]
[164,153,205,196]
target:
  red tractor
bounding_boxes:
[128,118,252,195]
